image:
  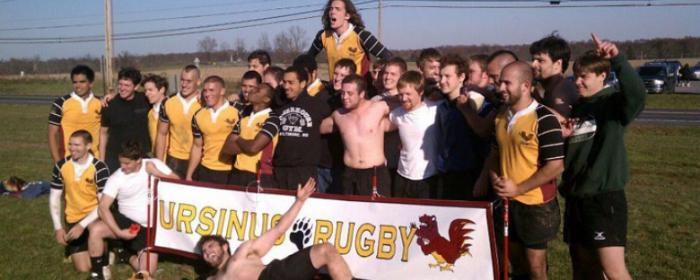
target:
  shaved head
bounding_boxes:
[502,61,533,86]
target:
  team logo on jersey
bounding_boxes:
[225,118,236,125]
[519,131,535,142]
[85,178,95,184]
[411,214,475,272]
[348,46,358,53]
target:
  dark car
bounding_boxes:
[690,63,700,81]
[638,65,675,93]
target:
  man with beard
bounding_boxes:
[198,178,354,280]
[480,61,564,280]
[530,33,579,121]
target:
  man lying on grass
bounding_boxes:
[198,177,354,280]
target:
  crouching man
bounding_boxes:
[198,178,354,280]
[87,141,179,279]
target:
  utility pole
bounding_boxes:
[104,0,114,95]
[378,0,383,41]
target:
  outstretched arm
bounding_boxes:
[319,115,335,134]
[249,178,316,258]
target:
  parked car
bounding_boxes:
[638,65,675,93]
[690,63,700,81]
[646,60,682,78]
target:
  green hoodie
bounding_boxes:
[559,54,646,198]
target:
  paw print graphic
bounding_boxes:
[289,218,313,251]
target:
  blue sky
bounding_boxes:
[0,0,699,60]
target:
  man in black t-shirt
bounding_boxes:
[272,66,332,190]
[99,67,152,172]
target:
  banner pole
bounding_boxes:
[503,198,509,280]
[146,175,152,273]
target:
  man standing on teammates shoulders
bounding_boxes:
[247,50,272,76]
[222,84,280,188]
[480,61,565,280]
[50,130,110,274]
[185,76,240,184]
[99,67,151,173]
[560,33,644,280]
[48,65,103,162]
[141,74,168,157]
[155,65,202,178]
[436,54,492,200]
[308,0,393,81]
[273,66,332,190]
[319,74,393,196]
[530,33,579,121]
[88,141,179,279]
[385,71,442,198]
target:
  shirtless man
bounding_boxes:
[320,74,393,196]
[199,178,353,280]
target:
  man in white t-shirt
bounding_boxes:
[386,71,442,198]
[86,141,178,279]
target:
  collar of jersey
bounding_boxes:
[71,153,94,181]
[70,92,95,113]
[177,92,199,115]
[207,101,230,123]
[247,107,271,127]
[333,23,355,45]
[506,99,539,133]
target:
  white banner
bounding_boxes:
[152,179,498,280]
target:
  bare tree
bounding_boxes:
[234,37,247,61]
[257,33,272,53]
[288,25,307,55]
[273,32,294,62]
[219,41,231,52]
[198,36,218,61]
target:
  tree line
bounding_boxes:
[2,34,699,76]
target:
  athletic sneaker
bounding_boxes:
[102,266,112,280]
[87,272,104,280]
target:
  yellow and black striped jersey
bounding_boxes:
[159,94,201,160]
[192,102,240,171]
[50,155,109,223]
[48,93,102,158]
[495,101,564,205]
[308,24,392,81]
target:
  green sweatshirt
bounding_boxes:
[559,54,646,198]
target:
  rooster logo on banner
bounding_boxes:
[411,214,475,272]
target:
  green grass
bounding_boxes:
[1,104,699,279]
[645,93,700,110]
[0,78,106,96]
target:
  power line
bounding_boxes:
[0,2,336,32]
[1,0,698,44]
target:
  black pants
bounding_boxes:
[440,169,480,200]
[166,156,189,179]
[228,169,275,188]
[273,166,317,190]
[342,165,391,196]
[393,175,439,199]
[194,165,230,185]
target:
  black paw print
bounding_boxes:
[289,218,313,251]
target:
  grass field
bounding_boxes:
[0,103,699,279]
